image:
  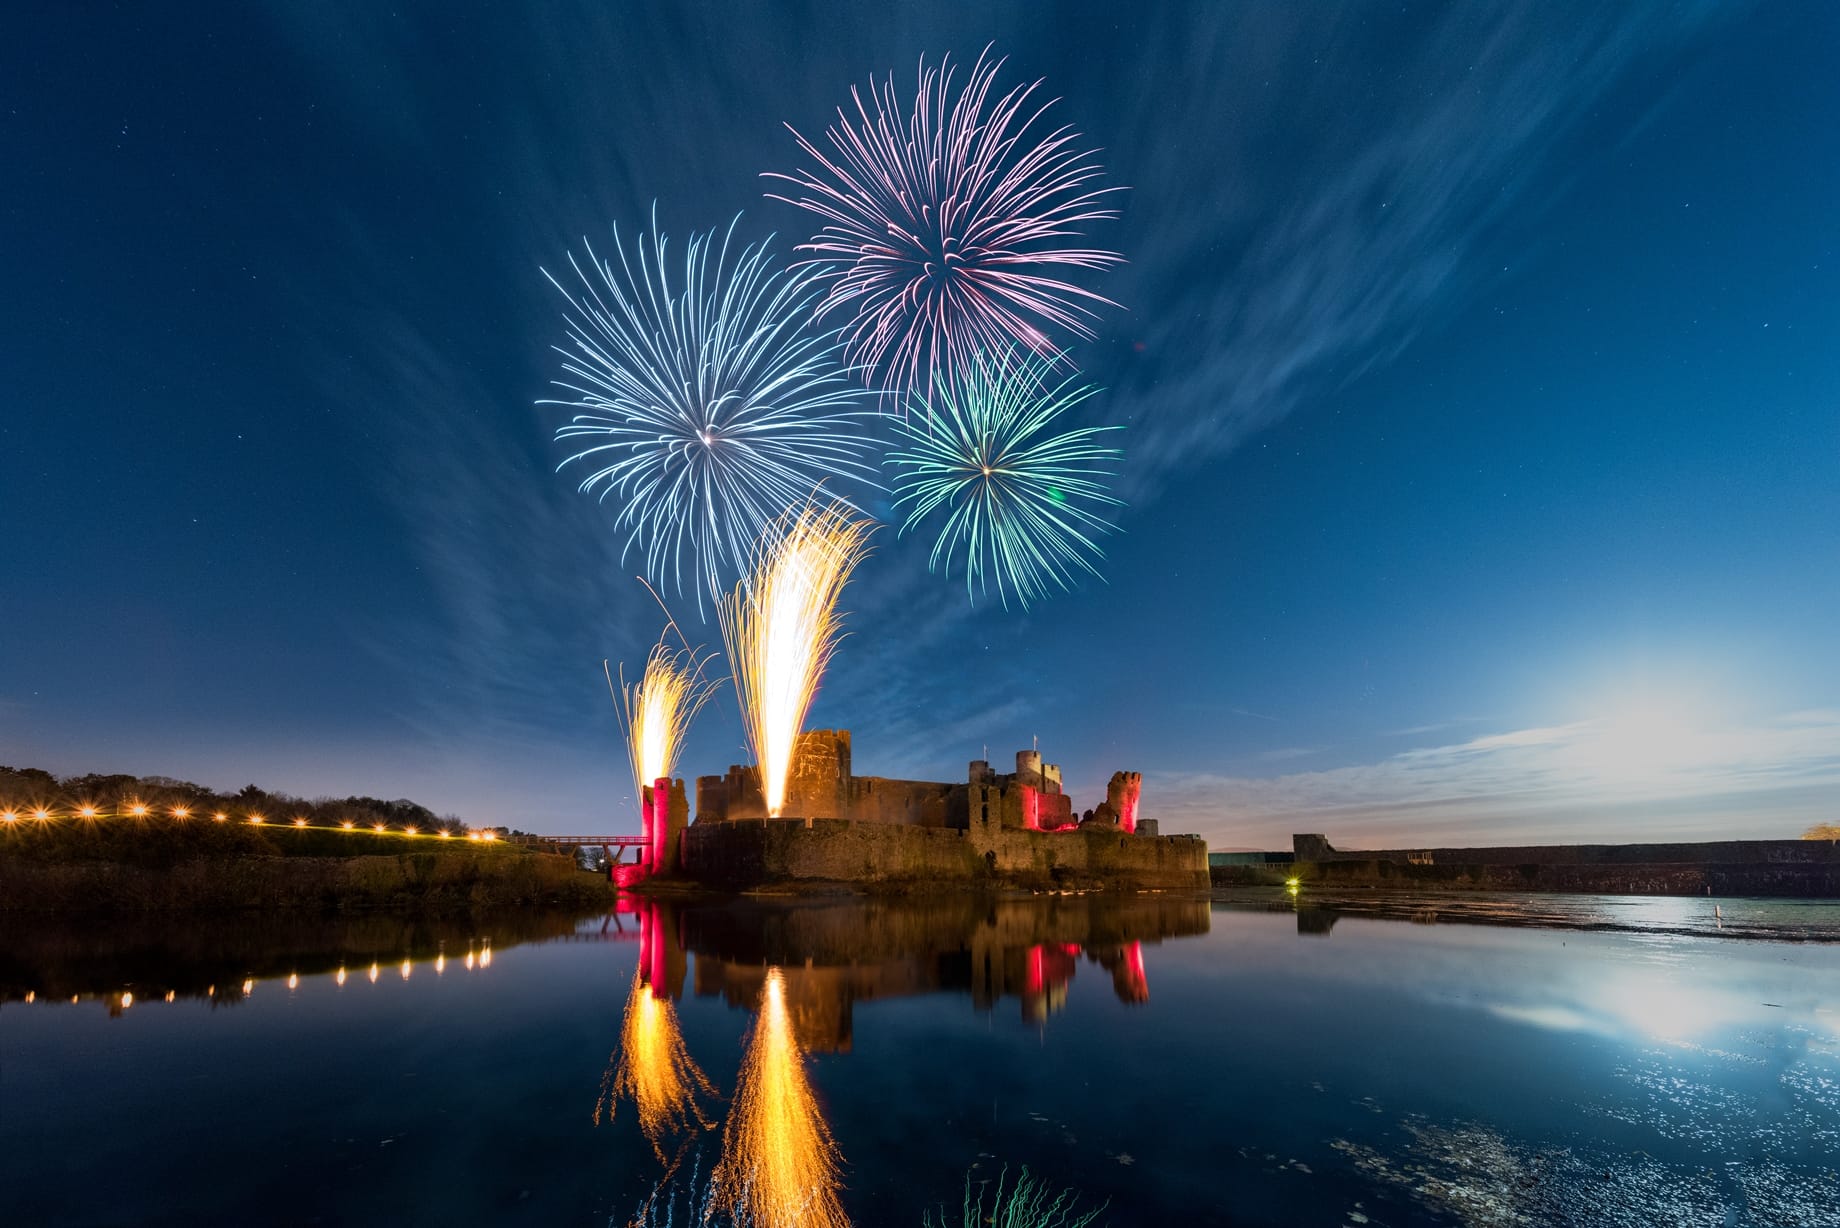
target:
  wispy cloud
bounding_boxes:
[1255,746,1320,763]
[1151,709,1840,849]
[1385,719,1489,738]
[319,309,656,743]
[1098,2,1730,492]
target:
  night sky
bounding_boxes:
[5,2,1836,848]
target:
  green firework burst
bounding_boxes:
[884,350,1123,609]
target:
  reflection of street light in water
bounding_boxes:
[713,968,847,1228]
[599,968,715,1160]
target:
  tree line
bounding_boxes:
[0,765,498,837]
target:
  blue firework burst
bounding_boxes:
[541,213,875,605]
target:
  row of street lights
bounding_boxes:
[0,804,499,841]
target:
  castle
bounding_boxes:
[694,730,1151,835]
[636,730,1207,890]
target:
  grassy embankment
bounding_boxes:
[0,817,614,914]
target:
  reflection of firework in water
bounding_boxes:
[599,968,716,1161]
[614,637,717,814]
[884,350,1121,609]
[541,214,875,604]
[767,49,1122,398]
[923,1164,1106,1228]
[712,968,847,1228]
[720,503,873,817]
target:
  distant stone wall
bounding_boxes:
[1292,834,1840,867]
[1223,849,1840,897]
[679,816,1208,891]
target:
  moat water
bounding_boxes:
[3,892,1837,1226]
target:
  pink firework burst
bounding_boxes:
[766,48,1124,400]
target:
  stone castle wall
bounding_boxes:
[698,730,969,826]
[681,728,1204,889]
[680,813,1208,891]
[845,775,964,826]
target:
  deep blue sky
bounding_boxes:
[4,2,1836,846]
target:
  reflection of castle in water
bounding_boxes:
[643,895,1209,1052]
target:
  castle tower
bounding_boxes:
[1040,761,1063,795]
[1106,771,1143,834]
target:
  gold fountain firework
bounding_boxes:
[719,501,873,817]
[597,968,716,1160]
[613,636,717,812]
[711,967,847,1228]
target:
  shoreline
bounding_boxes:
[1216,885,1840,942]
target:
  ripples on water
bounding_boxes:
[1,893,1836,1225]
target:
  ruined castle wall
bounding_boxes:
[783,729,850,819]
[976,781,1073,831]
[699,769,968,828]
[697,730,854,822]
[844,777,967,827]
[1037,789,1074,829]
[682,819,983,887]
[695,775,729,823]
[679,816,1208,890]
[975,825,1208,886]
[1106,772,1143,834]
[691,730,1147,848]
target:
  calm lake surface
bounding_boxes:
[3,893,1837,1227]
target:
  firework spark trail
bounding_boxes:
[712,968,848,1228]
[613,636,718,817]
[766,47,1123,401]
[541,212,877,606]
[598,968,718,1162]
[719,503,873,818]
[884,349,1121,609]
